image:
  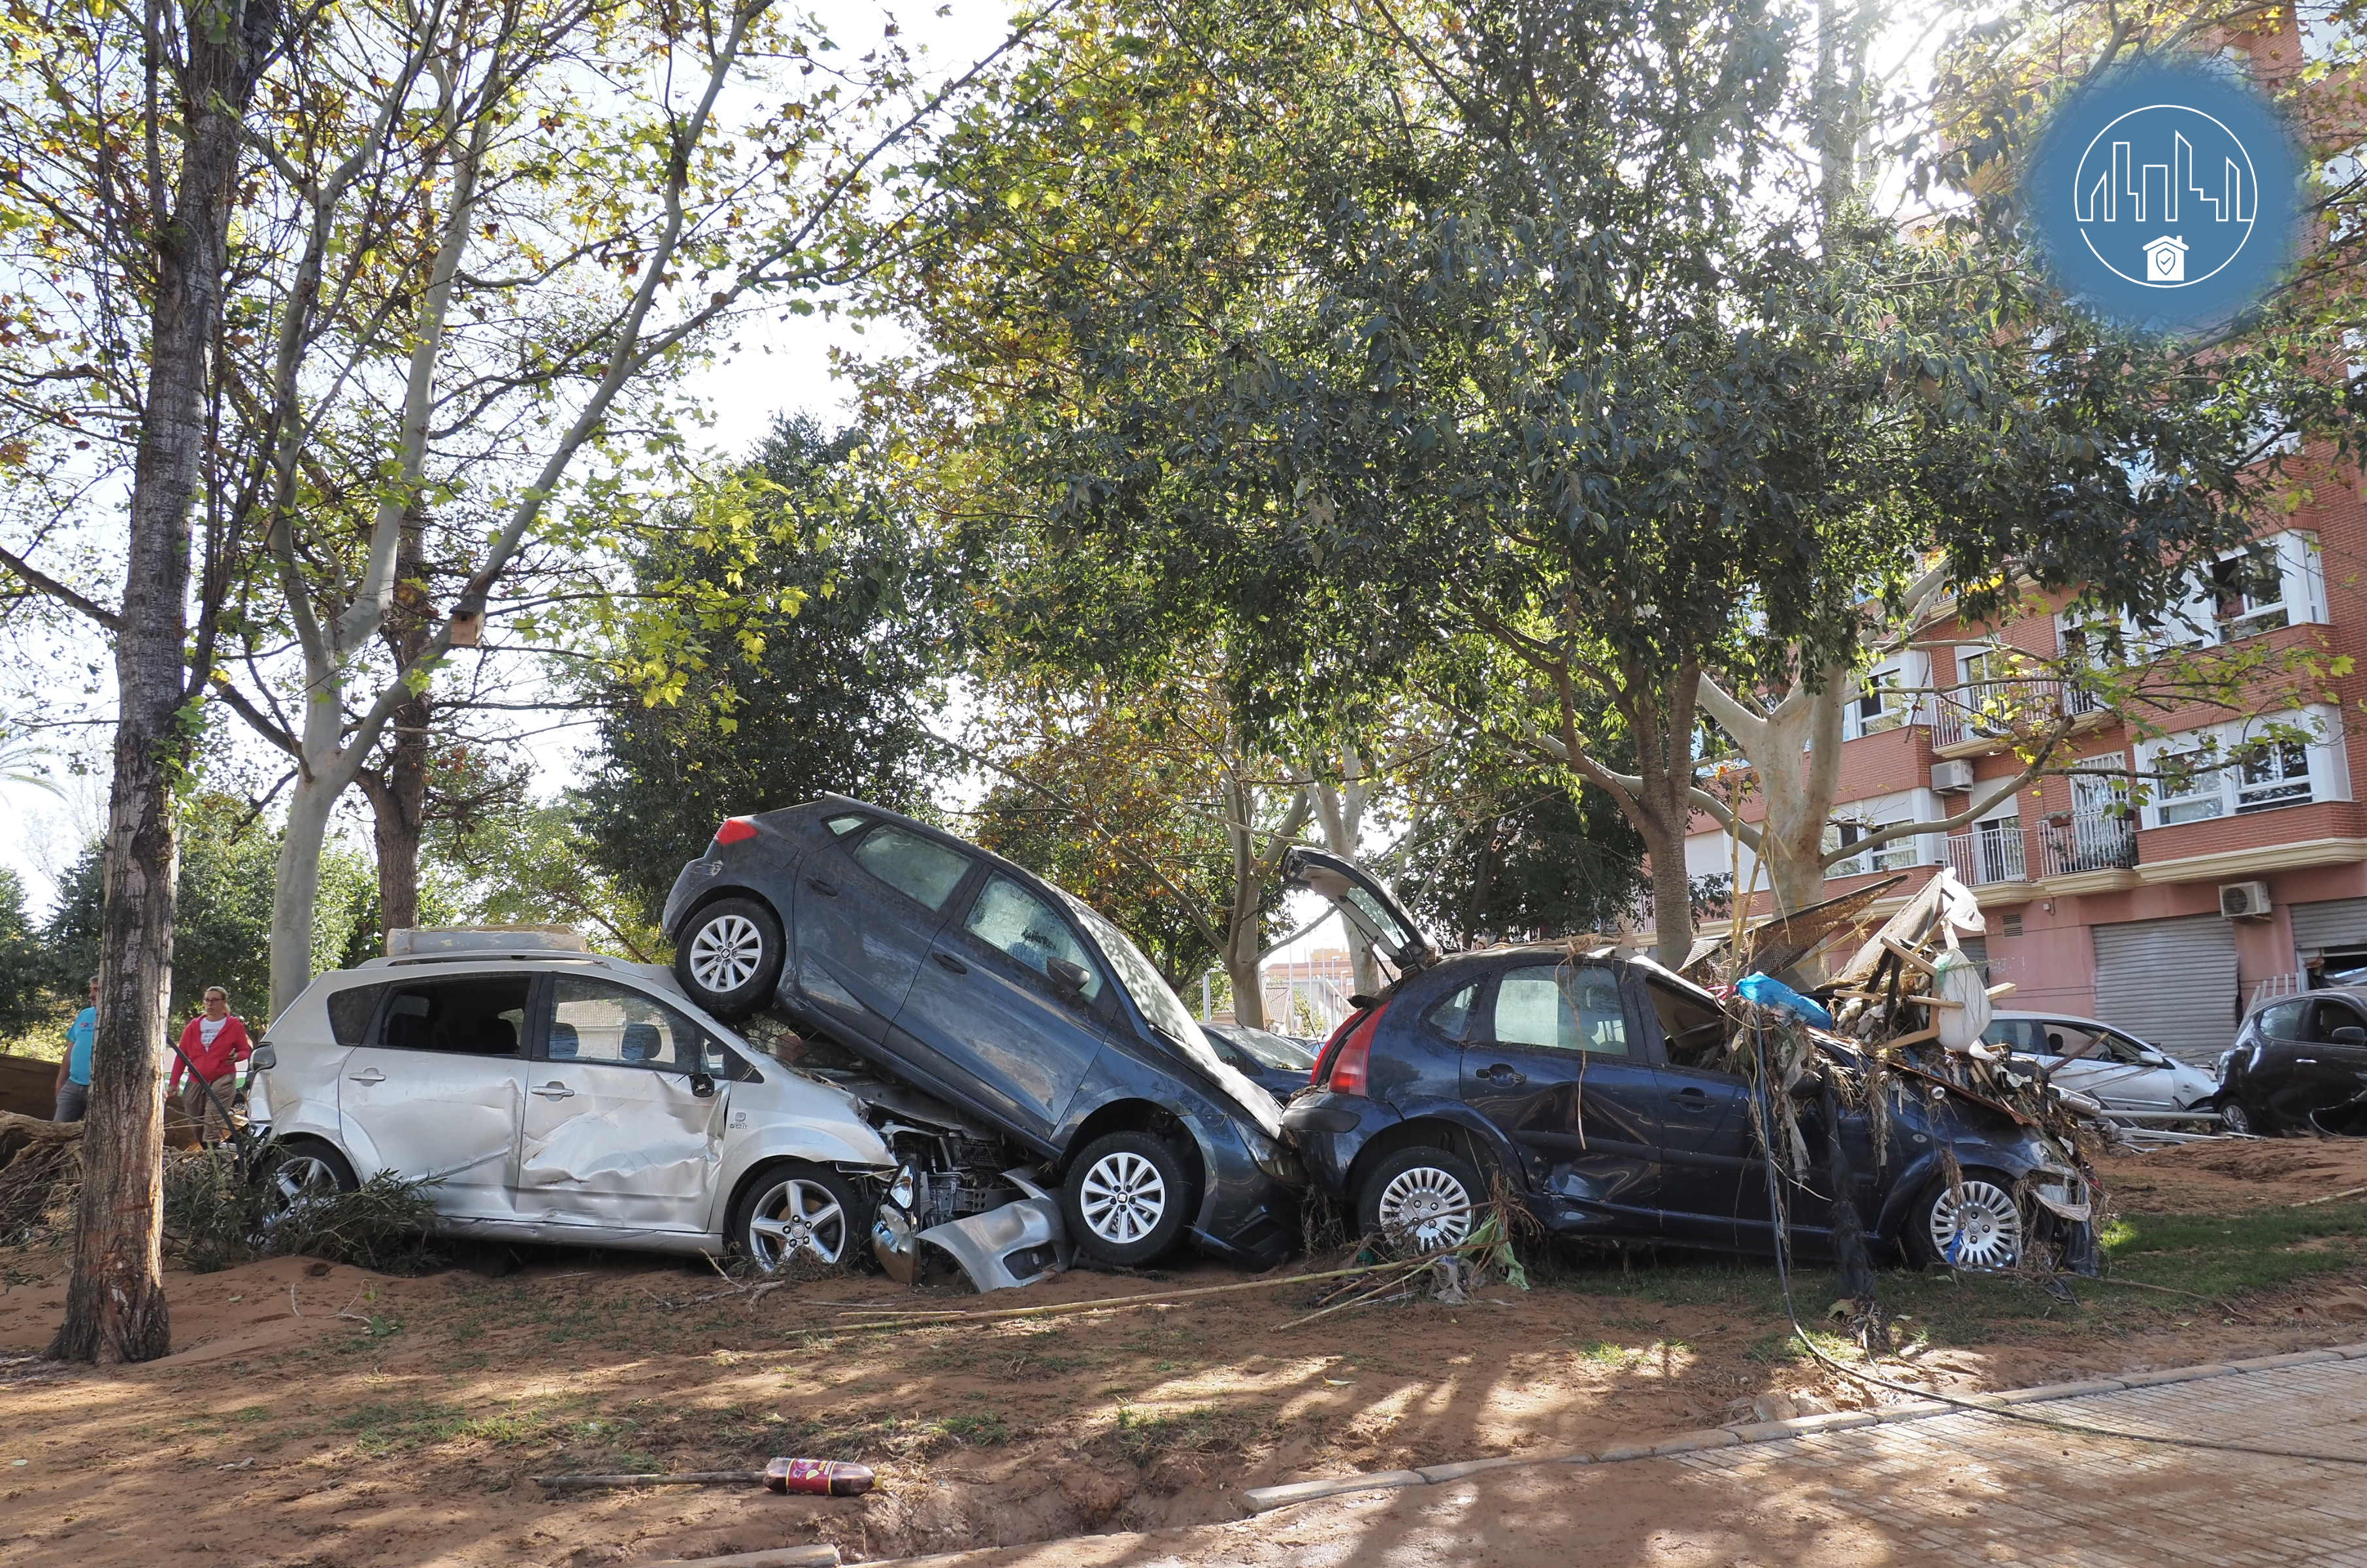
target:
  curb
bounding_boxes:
[1238,1337,2367,1514]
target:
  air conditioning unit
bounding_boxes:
[1931,759,1975,793]
[2219,881,2273,920]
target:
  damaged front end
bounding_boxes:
[833,1076,1074,1292]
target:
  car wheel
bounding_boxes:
[674,897,784,1019]
[1357,1145,1485,1255]
[2219,1098,2259,1137]
[261,1141,357,1221]
[1062,1132,1193,1267]
[733,1162,870,1272]
[1906,1170,2025,1271]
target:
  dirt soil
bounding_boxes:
[7,1138,2367,1568]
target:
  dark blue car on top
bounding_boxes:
[1278,849,2084,1270]
[661,796,1300,1271]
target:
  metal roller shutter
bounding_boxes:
[2289,897,2367,956]
[2091,915,2240,1064]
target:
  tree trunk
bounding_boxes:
[362,727,428,940]
[1640,817,1695,968]
[53,0,281,1365]
[269,768,344,1019]
[1226,946,1268,1031]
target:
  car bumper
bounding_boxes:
[1280,1090,1400,1200]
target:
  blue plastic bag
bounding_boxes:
[1734,972,1834,1030]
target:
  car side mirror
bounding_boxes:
[1046,957,1092,999]
[689,1071,716,1098]
[2334,1027,2367,1047]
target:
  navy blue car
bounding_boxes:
[1278,849,2084,1269]
[661,796,1300,1270]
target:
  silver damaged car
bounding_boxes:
[248,930,897,1268]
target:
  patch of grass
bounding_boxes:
[1112,1405,1241,1464]
[935,1412,1008,1446]
[1573,1341,1644,1367]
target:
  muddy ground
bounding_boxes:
[7,1137,2367,1568]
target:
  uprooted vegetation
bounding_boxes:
[0,1126,442,1274]
[8,1137,2367,1567]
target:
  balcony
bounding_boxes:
[1944,811,2139,890]
[1943,821,2031,887]
[2039,809,2137,877]
[1929,679,2109,755]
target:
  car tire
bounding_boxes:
[1904,1169,2025,1271]
[261,1139,357,1220]
[1357,1144,1486,1255]
[731,1161,872,1273]
[674,897,784,1020]
[1062,1131,1195,1267]
[2219,1098,2259,1137]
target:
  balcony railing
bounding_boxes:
[2038,809,2137,877]
[1929,678,2105,750]
[1943,811,2136,887]
[1944,822,2030,885]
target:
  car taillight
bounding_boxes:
[1317,1003,1387,1096]
[714,817,758,846]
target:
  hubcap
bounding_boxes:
[1078,1151,1168,1244]
[747,1178,847,1269]
[1376,1164,1474,1251]
[267,1156,339,1219]
[689,914,765,993]
[1930,1179,2023,1271]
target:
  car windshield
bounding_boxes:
[1223,1025,1316,1073]
[1060,893,1283,1134]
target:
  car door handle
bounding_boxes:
[533,1082,576,1100]
[348,1068,386,1085]
[933,952,968,975]
[1480,1063,1525,1086]
[1666,1087,1712,1110]
[806,876,839,897]
[2295,1058,2318,1065]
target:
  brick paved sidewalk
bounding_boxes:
[1675,1356,2367,1567]
[882,1355,2367,1567]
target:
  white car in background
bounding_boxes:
[249,930,897,1268]
[1980,1013,2218,1113]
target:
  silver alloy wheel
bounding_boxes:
[1375,1163,1474,1252]
[689,913,765,993]
[267,1153,342,1218]
[1928,1178,2023,1271]
[1078,1150,1168,1245]
[746,1177,848,1269]
[2221,1100,2255,1136]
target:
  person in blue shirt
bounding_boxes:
[52,975,97,1123]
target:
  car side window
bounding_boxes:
[1981,1019,2046,1055]
[825,813,869,838]
[963,875,1106,1004]
[848,823,972,911]
[1427,981,1481,1042]
[2096,1032,2151,1065]
[2258,999,2307,1041]
[2311,998,2367,1043]
[1491,965,1629,1057]
[374,977,531,1056]
[1647,979,1727,1070]
[328,983,391,1046]
[548,977,723,1073]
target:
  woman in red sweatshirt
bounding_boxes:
[171,987,252,1145]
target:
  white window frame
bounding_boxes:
[1843,651,1928,741]
[2134,704,2352,829]
[1824,789,1940,875]
[2130,532,2326,650]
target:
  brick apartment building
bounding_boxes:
[1666,5,2367,1067]
[1684,455,2367,1063]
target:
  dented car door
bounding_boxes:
[337,973,533,1220]
[516,976,729,1232]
